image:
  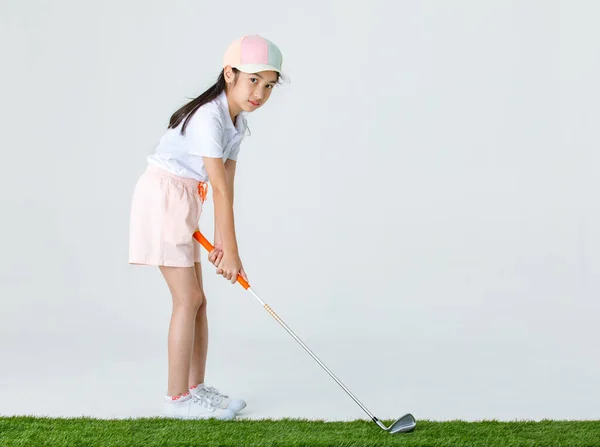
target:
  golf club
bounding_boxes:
[193,230,417,434]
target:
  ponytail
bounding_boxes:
[168,68,239,135]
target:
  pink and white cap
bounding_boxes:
[222,35,290,84]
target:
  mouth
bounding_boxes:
[249,100,260,107]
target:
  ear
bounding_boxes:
[223,65,236,85]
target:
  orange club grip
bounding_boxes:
[193,230,251,290]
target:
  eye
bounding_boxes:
[250,78,258,83]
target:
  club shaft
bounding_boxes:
[247,287,379,423]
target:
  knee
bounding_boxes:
[198,293,207,310]
[192,291,206,310]
[194,290,208,311]
[175,290,205,311]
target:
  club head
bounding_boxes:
[388,413,417,434]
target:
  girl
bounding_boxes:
[129,35,289,420]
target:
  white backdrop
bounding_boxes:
[1,0,599,422]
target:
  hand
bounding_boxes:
[216,251,246,284]
[239,267,249,284]
[208,244,224,267]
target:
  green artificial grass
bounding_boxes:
[1,417,599,447]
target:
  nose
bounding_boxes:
[253,89,264,100]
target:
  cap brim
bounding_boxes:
[233,63,291,84]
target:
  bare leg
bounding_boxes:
[159,265,204,397]
[189,262,209,388]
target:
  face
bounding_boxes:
[224,67,278,114]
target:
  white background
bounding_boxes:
[1,0,598,422]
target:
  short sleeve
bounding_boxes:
[228,114,248,161]
[185,106,224,158]
[227,140,242,161]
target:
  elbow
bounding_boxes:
[211,186,232,203]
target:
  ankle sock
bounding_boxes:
[165,391,192,403]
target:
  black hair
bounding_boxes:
[168,68,240,135]
[168,68,281,135]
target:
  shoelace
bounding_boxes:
[192,393,215,410]
[203,385,229,398]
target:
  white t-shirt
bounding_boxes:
[147,91,249,182]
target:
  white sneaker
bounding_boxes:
[162,392,236,420]
[190,383,247,413]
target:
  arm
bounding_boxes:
[214,159,237,247]
[203,157,238,256]
[184,106,245,282]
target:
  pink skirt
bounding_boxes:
[129,165,207,267]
